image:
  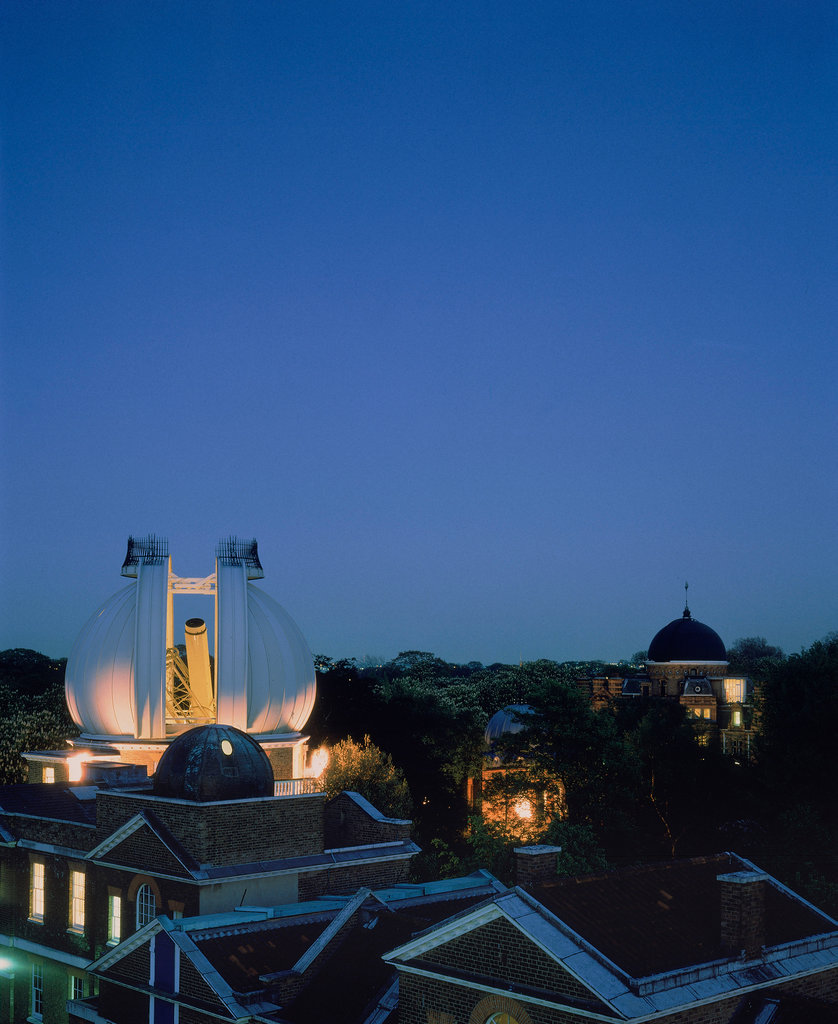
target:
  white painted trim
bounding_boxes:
[86,813,147,859]
[87,919,162,972]
[0,934,90,970]
[393,963,624,1022]
[496,900,625,1006]
[292,889,369,975]
[393,943,838,1023]
[385,903,503,961]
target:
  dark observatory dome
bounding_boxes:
[648,608,727,663]
[153,724,274,802]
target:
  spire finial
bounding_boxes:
[683,580,691,618]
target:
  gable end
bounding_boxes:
[414,916,609,1010]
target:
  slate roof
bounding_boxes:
[385,855,838,1021]
[89,874,501,1024]
[275,893,495,1023]
[194,919,331,992]
[528,853,832,977]
[0,782,98,825]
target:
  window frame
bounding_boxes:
[136,883,157,929]
[69,869,85,933]
[29,860,45,922]
[31,963,44,1021]
[108,892,122,945]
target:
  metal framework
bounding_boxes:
[216,536,264,578]
[121,534,169,574]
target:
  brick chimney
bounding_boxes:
[718,870,768,959]
[514,845,562,886]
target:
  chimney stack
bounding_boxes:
[718,870,768,960]
[514,845,562,886]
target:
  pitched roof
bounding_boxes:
[528,853,832,977]
[195,918,331,992]
[88,810,201,876]
[89,874,500,1024]
[279,893,495,1023]
[385,855,838,1020]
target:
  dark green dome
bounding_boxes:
[153,724,274,802]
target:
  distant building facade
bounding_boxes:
[579,602,758,758]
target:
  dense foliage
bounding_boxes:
[0,650,77,784]
[311,637,838,910]
[3,634,836,913]
[321,735,414,819]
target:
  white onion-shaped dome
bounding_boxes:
[66,584,139,736]
[244,586,316,733]
[65,583,316,738]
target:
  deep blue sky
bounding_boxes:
[1,2,835,665]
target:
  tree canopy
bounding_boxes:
[321,735,414,819]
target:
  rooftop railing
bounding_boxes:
[274,778,324,797]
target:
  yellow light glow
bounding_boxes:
[513,798,532,820]
[68,753,88,782]
[308,746,329,778]
[221,739,233,756]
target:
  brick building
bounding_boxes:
[80,872,506,1024]
[0,730,420,1024]
[386,851,838,1023]
[578,600,758,758]
[0,537,418,1023]
[2,540,835,1022]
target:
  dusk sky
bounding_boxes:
[1,2,835,666]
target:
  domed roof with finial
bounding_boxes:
[648,585,726,663]
[153,724,275,802]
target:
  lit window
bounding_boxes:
[70,974,85,1000]
[43,766,55,784]
[69,870,85,932]
[108,894,122,944]
[703,708,711,719]
[732,710,742,727]
[31,964,43,1020]
[724,677,745,703]
[486,1013,521,1024]
[30,861,45,921]
[136,884,156,928]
